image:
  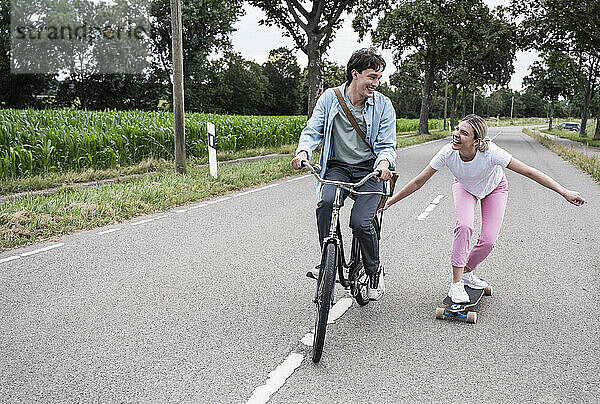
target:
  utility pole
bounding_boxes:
[472,91,475,114]
[171,0,186,173]
[443,64,448,130]
[510,96,514,120]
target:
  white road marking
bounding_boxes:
[247,352,304,404]
[130,215,167,226]
[399,136,449,151]
[249,296,354,403]
[0,256,20,264]
[174,209,188,213]
[188,203,207,210]
[97,228,120,235]
[205,196,232,205]
[417,195,445,221]
[491,130,502,140]
[286,174,311,183]
[234,184,279,198]
[20,243,65,257]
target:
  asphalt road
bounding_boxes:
[1,126,598,403]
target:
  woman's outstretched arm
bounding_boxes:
[380,165,437,211]
[506,157,585,206]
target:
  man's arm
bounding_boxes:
[293,90,330,167]
[373,97,397,180]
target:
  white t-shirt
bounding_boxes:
[429,142,512,199]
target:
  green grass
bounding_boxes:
[396,130,450,147]
[525,129,600,184]
[0,144,298,196]
[0,154,298,252]
[541,122,600,148]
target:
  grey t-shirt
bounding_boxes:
[331,85,376,164]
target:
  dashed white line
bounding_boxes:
[417,194,445,221]
[205,196,232,205]
[130,215,168,226]
[491,130,502,140]
[234,184,280,198]
[247,352,304,404]
[0,256,20,264]
[20,243,65,257]
[286,174,311,183]
[248,296,354,404]
[97,228,120,235]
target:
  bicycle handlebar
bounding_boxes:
[300,160,393,191]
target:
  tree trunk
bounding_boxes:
[548,102,554,131]
[418,49,435,135]
[580,86,592,137]
[594,104,600,140]
[462,87,466,118]
[450,83,458,131]
[306,40,324,118]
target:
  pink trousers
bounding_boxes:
[451,176,508,270]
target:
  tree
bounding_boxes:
[523,51,576,130]
[263,47,301,115]
[248,0,359,116]
[446,4,517,127]
[149,0,244,112]
[515,0,600,137]
[0,0,53,108]
[358,0,516,134]
[299,60,346,115]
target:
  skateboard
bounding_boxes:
[435,285,493,324]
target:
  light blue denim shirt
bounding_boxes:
[296,83,397,197]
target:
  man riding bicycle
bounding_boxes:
[291,48,397,301]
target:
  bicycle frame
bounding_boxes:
[301,161,392,295]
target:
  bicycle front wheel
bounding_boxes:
[312,242,337,363]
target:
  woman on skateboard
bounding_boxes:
[380,114,585,303]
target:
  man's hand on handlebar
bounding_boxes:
[375,161,392,182]
[291,151,309,170]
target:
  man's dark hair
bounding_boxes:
[346,47,386,85]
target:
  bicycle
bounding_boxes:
[300,161,396,362]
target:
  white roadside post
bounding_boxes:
[207,122,217,178]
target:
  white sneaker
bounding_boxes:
[306,265,320,280]
[367,266,385,301]
[462,272,488,289]
[448,280,469,303]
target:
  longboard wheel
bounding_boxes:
[435,307,445,319]
[484,286,493,296]
[467,311,477,324]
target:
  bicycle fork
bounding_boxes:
[313,185,344,305]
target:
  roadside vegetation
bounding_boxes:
[525,129,600,184]
[541,123,600,148]
[0,155,297,252]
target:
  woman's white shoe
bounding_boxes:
[448,280,470,303]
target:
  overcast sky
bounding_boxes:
[229,1,539,92]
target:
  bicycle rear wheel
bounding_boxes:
[312,242,337,363]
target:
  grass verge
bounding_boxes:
[396,130,450,148]
[540,126,600,148]
[524,129,600,184]
[0,144,298,196]
[0,155,297,252]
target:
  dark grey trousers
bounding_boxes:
[316,160,383,276]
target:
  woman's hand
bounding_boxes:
[564,190,585,206]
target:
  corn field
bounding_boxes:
[0,109,443,179]
[0,109,306,178]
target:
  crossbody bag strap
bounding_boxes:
[333,87,374,154]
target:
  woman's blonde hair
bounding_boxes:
[460,114,490,152]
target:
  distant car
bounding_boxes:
[557,122,580,132]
